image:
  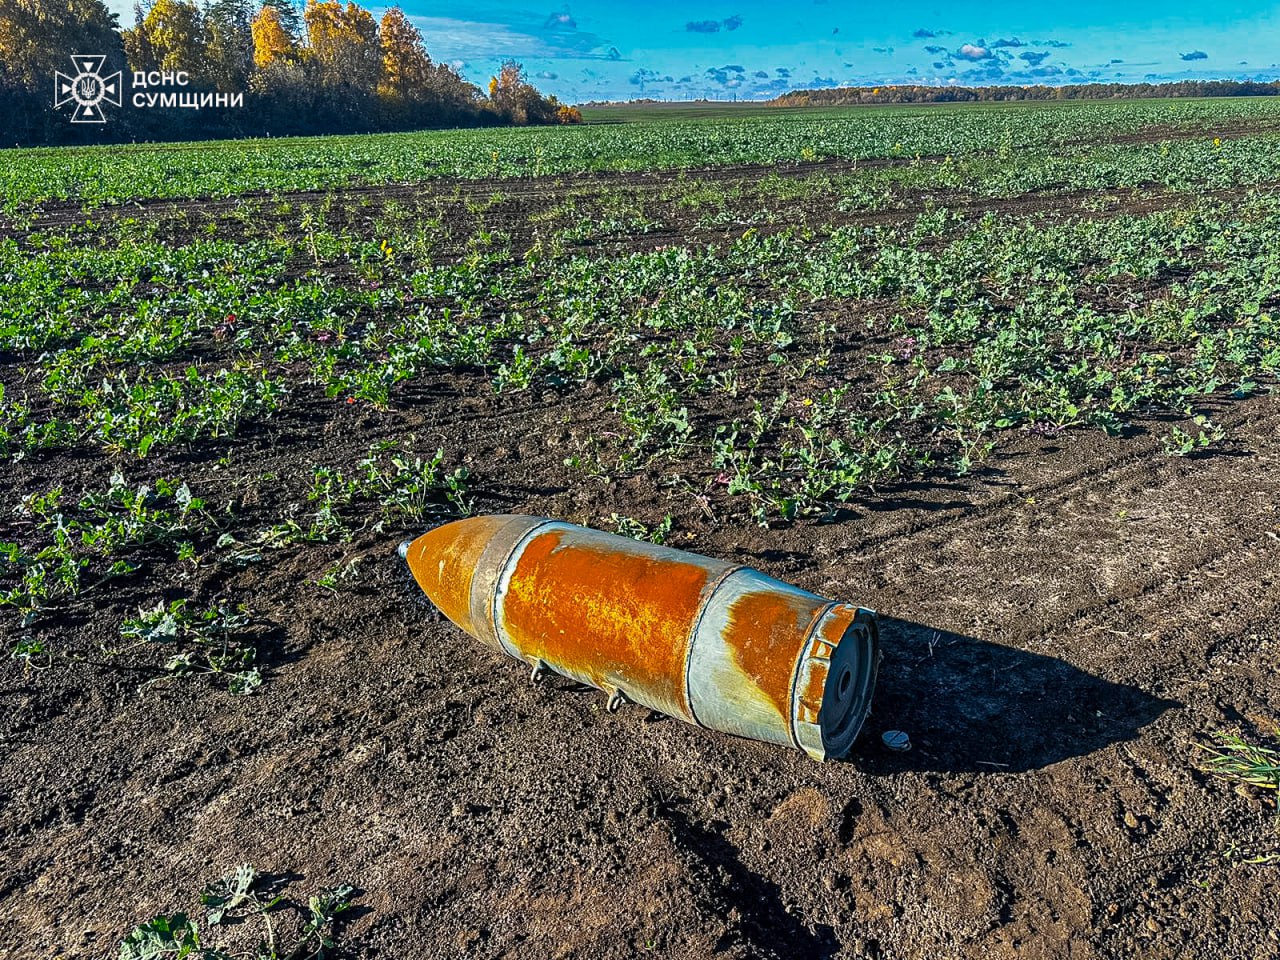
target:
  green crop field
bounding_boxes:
[4,96,1280,206]
[2,97,1278,960]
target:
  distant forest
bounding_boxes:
[0,0,580,146]
[772,80,1280,106]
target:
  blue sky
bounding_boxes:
[104,0,1280,102]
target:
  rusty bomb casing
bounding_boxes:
[401,515,879,761]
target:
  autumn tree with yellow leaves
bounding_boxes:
[376,7,482,125]
[378,7,429,100]
[250,4,295,68]
[489,59,577,125]
[122,0,204,77]
[0,0,579,144]
[303,0,379,91]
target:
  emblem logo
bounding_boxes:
[54,56,122,123]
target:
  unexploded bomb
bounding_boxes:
[402,515,880,760]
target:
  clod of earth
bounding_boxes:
[403,515,880,760]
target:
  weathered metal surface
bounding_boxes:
[495,522,729,721]
[686,568,828,749]
[403,514,542,649]
[792,603,878,760]
[404,514,879,760]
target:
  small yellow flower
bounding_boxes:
[1213,137,1222,148]
[802,397,814,407]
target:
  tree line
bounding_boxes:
[0,0,581,146]
[771,80,1280,107]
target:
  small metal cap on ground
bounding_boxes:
[881,730,911,752]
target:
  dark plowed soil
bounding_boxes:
[2,152,1279,960]
[5,396,1279,959]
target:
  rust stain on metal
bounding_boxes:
[721,588,820,722]
[818,608,851,647]
[406,515,521,635]
[799,606,854,716]
[500,529,710,720]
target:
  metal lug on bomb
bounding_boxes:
[402,515,880,761]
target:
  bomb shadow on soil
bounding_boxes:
[859,617,1176,774]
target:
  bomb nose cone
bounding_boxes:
[402,515,547,640]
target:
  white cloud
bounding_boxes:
[404,12,611,60]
